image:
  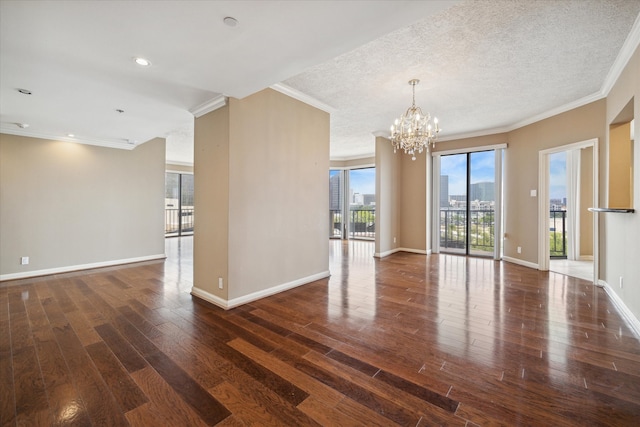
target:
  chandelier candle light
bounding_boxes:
[390,79,440,160]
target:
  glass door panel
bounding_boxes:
[180,174,194,234]
[469,151,495,256]
[440,154,467,253]
[329,170,343,238]
[165,172,194,237]
[348,168,376,240]
[165,172,180,236]
[439,151,496,257]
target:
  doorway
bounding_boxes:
[329,167,376,240]
[538,139,598,282]
[165,172,194,237]
[432,144,505,259]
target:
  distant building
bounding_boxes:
[353,192,364,205]
[470,181,494,202]
[363,194,375,206]
[329,173,341,210]
[440,175,449,207]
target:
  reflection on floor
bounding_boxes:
[549,258,594,282]
[2,237,639,425]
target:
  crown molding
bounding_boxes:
[0,128,136,150]
[330,153,376,162]
[270,83,336,114]
[165,160,194,167]
[437,90,606,143]
[601,12,640,96]
[508,91,606,132]
[190,95,227,118]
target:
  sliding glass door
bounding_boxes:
[329,167,376,240]
[437,149,500,257]
[165,172,194,237]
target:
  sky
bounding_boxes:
[349,168,376,194]
[440,151,495,195]
[549,151,567,200]
[332,152,567,200]
[441,150,567,200]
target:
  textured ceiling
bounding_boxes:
[1,1,639,163]
[284,0,640,159]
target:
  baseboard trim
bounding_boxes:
[502,256,539,270]
[374,248,400,258]
[398,248,429,255]
[599,280,640,340]
[191,270,331,310]
[579,255,594,261]
[375,248,430,258]
[0,254,167,282]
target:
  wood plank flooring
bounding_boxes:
[1,237,640,426]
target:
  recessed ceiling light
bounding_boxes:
[16,123,29,129]
[17,88,32,95]
[223,16,238,27]
[67,133,75,138]
[134,57,151,66]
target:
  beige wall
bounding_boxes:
[194,106,230,301]
[375,136,400,256]
[608,122,633,208]
[193,89,330,305]
[0,134,166,278]
[433,133,509,155]
[604,45,640,321]
[580,146,594,257]
[399,153,427,251]
[505,100,606,264]
[380,102,604,265]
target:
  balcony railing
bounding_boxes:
[350,209,375,239]
[549,210,567,258]
[165,208,194,236]
[439,208,567,257]
[439,209,494,253]
[330,209,342,238]
[329,209,375,239]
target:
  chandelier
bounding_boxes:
[390,79,440,160]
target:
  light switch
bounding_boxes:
[530,189,537,197]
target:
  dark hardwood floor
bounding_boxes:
[2,237,640,426]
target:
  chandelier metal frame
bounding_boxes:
[390,79,440,160]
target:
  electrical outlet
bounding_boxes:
[517,246,522,254]
[619,276,623,289]
[218,277,224,290]
[20,256,29,265]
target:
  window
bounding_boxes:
[165,172,194,236]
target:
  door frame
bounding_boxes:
[537,138,599,283]
[431,143,506,259]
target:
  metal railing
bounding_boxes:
[330,209,342,238]
[350,209,375,239]
[165,208,194,235]
[439,208,567,257]
[549,210,567,258]
[329,209,376,239]
[439,209,494,253]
